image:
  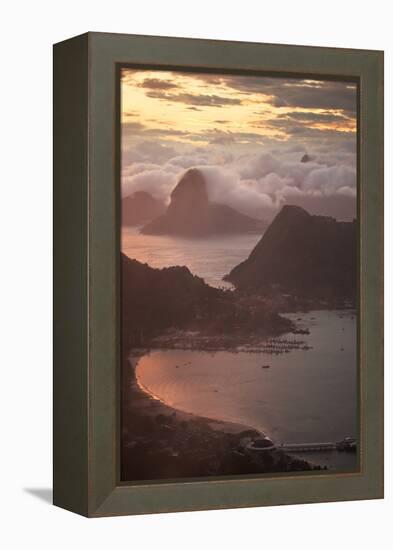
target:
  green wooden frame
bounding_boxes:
[53,32,383,517]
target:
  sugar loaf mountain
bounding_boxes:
[225,205,357,302]
[141,168,265,236]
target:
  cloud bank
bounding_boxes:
[122,143,356,221]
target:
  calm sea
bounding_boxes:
[121,226,261,288]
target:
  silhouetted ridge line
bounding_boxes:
[225,205,356,301]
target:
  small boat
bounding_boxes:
[262,364,270,369]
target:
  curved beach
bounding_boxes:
[134,310,357,447]
[121,352,320,482]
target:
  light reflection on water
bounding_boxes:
[135,310,357,470]
[121,226,261,288]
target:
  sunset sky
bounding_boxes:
[121,69,357,221]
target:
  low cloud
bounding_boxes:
[122,142,356,221]
[208,130,236,145]
[122,164,179,201]
[195,166,276,219]
[122,140,178,165]
[167,154,213,169]
[303,164,356,195]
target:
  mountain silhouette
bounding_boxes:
[225,205,356,300]
[122,191,165,226]
[141,168,265,236]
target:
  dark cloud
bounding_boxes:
[191,74,225,86]
[268,83,357,114]
[122,121,145,131]
[282,125,355,140]
[139,78,179,90]
[276,110,350,124]
[143,128,188,137]
[211,75,357,116]
[256,115,356,141]
[122,122,187,139]
[145,90,242,107]
[120,71,134,84]
[124,70,357,117]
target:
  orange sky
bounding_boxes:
[121,69,356,146]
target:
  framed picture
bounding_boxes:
[53,32,383,517]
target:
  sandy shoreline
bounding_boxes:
[133,352,262,435]
[121,350,322,482]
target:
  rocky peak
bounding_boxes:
[141,167,265,237]
[225,204,356,300]
[274,204,311,222]
[168,168,208,214]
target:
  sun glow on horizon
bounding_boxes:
[121,69,357,147]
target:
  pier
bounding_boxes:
[246,436,356,454]
[280,442,337,452]
[280,437,357,453]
